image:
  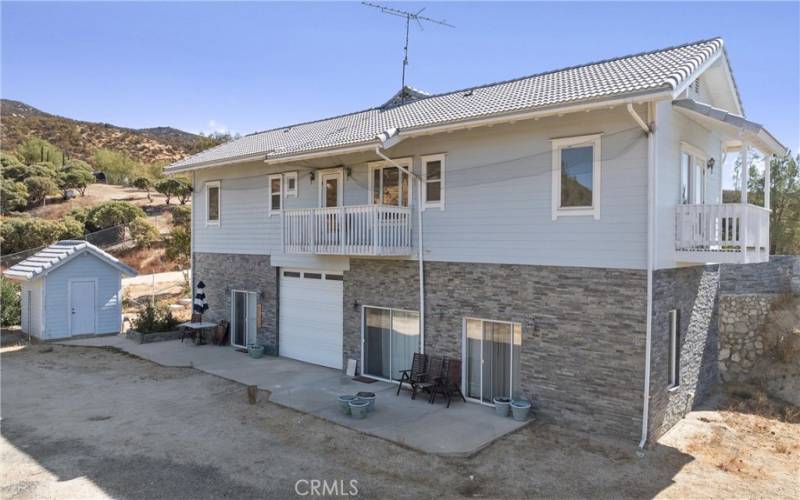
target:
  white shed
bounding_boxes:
[3,240,137,339]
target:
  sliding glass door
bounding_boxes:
[363,306,420,381]
[231,290,257,348]
[465,318,522,404]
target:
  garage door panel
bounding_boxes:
[280,271,343,370]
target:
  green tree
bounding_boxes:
[752,154,800,255]
[155,178,191,205]
[1,181,29,213]
[132,177,152,201]
[165,225,191,285]
[66,206,90,224]
[0,151,23,169]
[85,200,145,230]
[129,218,160,248]
[63,158,93,173]
[24,175,59,206]
[61,168,95,196]
[0,277,21,327]
[16,138,62,165]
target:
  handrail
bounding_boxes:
[675,203,770,256]
[283,204,413,256]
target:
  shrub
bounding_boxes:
[0,216,84,255]
[0,277,21,327]
[165,226,190,268]
[155,178,191,205]
[131,302,180,334]
[63,158,93,173]
[16,138,62,165]
[129,218,160,248]
[170,205,191,227]
[66,206,90,224]
[132,177,152,200]
[2,162,59,183]
[0,151,23,172]
[85,200,145,230]
[23,175,60,206]
[1,181,29,213]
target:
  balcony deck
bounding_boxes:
[675,203,770,264]
[283,205,413,256]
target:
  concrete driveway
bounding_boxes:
[59,336,527,456]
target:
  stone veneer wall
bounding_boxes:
[648,266,719,442]
[344,259,647,440]
[193,253,278,352]
[717,294,777,382]
[720,255,799,295]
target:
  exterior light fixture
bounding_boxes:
[706,157,715,173]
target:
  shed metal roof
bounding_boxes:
[2,240,138,281]
[166,37,727,173]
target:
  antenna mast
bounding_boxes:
[362,2,454,102]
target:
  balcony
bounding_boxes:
[282,205,413,256]
[675,203,770,264]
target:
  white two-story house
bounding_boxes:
[165,38,785,444]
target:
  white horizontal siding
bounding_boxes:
[20,279,43,338]
[192,107,649,269]
[44,254,122,338]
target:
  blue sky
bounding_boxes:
[2,1,798,153]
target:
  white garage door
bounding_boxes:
[279,269,344,369]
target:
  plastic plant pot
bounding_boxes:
[356,392,376,412]
[337,395,356,415]
[348,399,369,419]
[510,400,531,421]
[247,344,265,359]
[493,397,511,417]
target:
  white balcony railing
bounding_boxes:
[282,204,412,256]
[675,203,770,262]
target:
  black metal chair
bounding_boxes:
[396,352,429,399]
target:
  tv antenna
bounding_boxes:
[362,2,454,101]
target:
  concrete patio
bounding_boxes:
[58,335,530,456]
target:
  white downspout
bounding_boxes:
[628,103,655,449]
[374,144,425,353]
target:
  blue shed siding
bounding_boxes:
[44,253,122,338]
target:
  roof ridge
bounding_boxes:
[240,37,722,140]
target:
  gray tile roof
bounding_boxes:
[166,38,725,172]
[2,240,138,281]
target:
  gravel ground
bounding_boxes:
[1,343,797,499]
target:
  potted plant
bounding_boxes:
[511,399,531,421]
[247,343,265,359]
[493,397,511,417]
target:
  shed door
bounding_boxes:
[279,270,343,369]
[70,281,96,335]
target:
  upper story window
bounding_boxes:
[369,158,412,207]
[284,171,298,197]
[422,154,445,210]
[551,134,602,220]
[205,181,220,225]
[268,174,282,215]
[680,143,706,205]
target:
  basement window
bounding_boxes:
[668,309,680,389]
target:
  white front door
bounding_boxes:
[70,281,96,336]
[279,269,343,369]
[319,170,343,208]
[231,290,257,348]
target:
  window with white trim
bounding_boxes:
[268,174,282,215]
[205,181,220,225]
[551,134,601,220]
[284,171,298,197]
[368,158,412,207]
[679,143,706,205]
[422,154,445,210]
[668,309,680,389]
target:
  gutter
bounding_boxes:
[165,89,676,174]
[374,130,425,356]
[627,103,655,450]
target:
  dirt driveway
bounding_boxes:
[1,344,798,499]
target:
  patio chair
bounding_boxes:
[396,352,429,398]
[180,313,203,344]
[429,357,467,408]
[413,355,446,401]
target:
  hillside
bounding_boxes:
[0,99,217,165]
